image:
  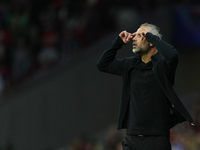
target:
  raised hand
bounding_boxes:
[119,30,133,44]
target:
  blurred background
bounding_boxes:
[0,0,200,149]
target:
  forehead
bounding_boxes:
[136,26,149,34]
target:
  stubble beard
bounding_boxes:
[132,43,150,55]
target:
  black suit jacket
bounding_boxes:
[97,32,193,130]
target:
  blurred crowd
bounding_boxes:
[170,94,200,150]
[0,0,200,97]
[0,0,199,98]
[0,0,116,97]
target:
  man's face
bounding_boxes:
[132,26,150,55]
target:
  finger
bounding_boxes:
[125,31,128,38]
[127,33,133,40]
[119,31,126,39]
[131,32,136,36]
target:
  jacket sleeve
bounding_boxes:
[146,33,179,85]
[146,32,179,63]
[169,108,186,128]
[96,36,126,76]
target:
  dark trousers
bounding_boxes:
[122,135,171,150]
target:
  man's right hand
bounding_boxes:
[119,30,134,44]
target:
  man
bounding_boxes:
[97,23,193,150]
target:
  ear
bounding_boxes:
[149,43,154,47]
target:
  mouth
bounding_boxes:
[133,43,138,47]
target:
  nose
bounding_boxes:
[132,36,136,41]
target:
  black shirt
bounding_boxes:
[126,59,171,136]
